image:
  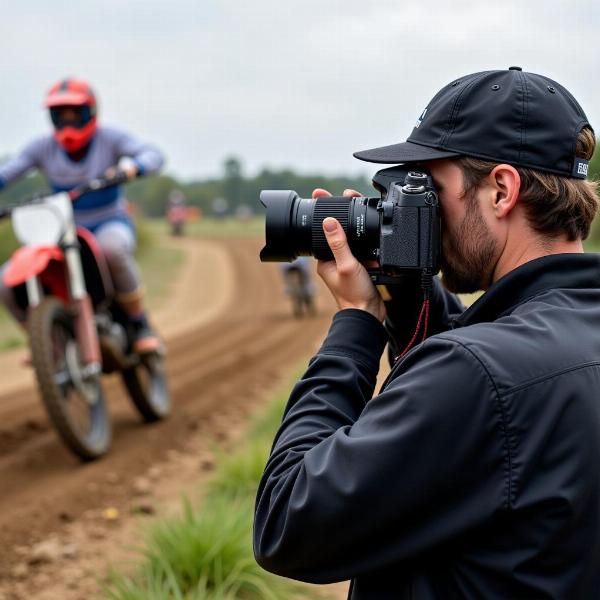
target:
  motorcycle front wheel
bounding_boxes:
[28,298,111,461]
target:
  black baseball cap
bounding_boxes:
[354,67,592,179]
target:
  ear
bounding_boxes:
[488,164,520,218]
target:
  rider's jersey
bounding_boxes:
[0,125,164,232]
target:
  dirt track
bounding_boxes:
[0,236,336,583]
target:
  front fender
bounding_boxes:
[3,246,64,287]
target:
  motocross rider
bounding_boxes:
[280,256,316,314]
[0,78,164,354]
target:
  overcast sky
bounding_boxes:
[0,1,598,181]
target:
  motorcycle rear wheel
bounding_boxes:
[121,350,170,422]
[29,298,111,461]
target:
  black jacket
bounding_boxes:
[254,254,600,599]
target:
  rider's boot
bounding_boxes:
[130,314,161,355]
[118,290,161,355]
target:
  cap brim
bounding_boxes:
[353,141,461,164]
[45,93,90,107]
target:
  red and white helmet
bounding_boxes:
[45,78,98,153]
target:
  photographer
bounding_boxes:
[253,68,600,598]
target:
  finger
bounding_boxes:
[316,259,336,278]
[323,218,356,273]
[343,189,362,198]
[312,188,332,199]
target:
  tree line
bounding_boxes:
[0,156,372,219]
[123,156,373,218]
[3,153,600,245]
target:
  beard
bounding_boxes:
[441,197,497,294]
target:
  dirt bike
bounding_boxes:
[283,266,315,319]
[167,204,186,237]
[0,173,170,461]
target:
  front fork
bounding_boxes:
[72,295,101,366]
[65,237,101,367]
[26,266,101,369]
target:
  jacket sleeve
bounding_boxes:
[0,139,43,189]
[254,309,508,584]
[112,128,165,175]
[383,275,465,361]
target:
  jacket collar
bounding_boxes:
[453,253,600,328]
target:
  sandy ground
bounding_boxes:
[0,235,359,600]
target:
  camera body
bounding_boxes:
[260,166,440,284]
[370,167,440,283]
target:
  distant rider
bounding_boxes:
[0,77,164,353]
[167,189,187,236]
[280,256,316,317]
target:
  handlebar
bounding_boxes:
[0,170,134,219]
[68,170,131,201]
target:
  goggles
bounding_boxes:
[49,105,94,130]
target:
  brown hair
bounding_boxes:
[456,127,599,241]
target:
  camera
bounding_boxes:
[259,166,440,284]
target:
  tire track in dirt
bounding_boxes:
[0,236,335,577]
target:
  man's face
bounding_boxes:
[427,159,498,294]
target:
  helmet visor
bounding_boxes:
[49,105,93,130]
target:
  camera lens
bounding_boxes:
[260,191,380,262]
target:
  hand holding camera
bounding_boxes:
[313,188,387,322]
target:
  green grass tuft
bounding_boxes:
[104,494,309,600]
[103,366,318,600]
